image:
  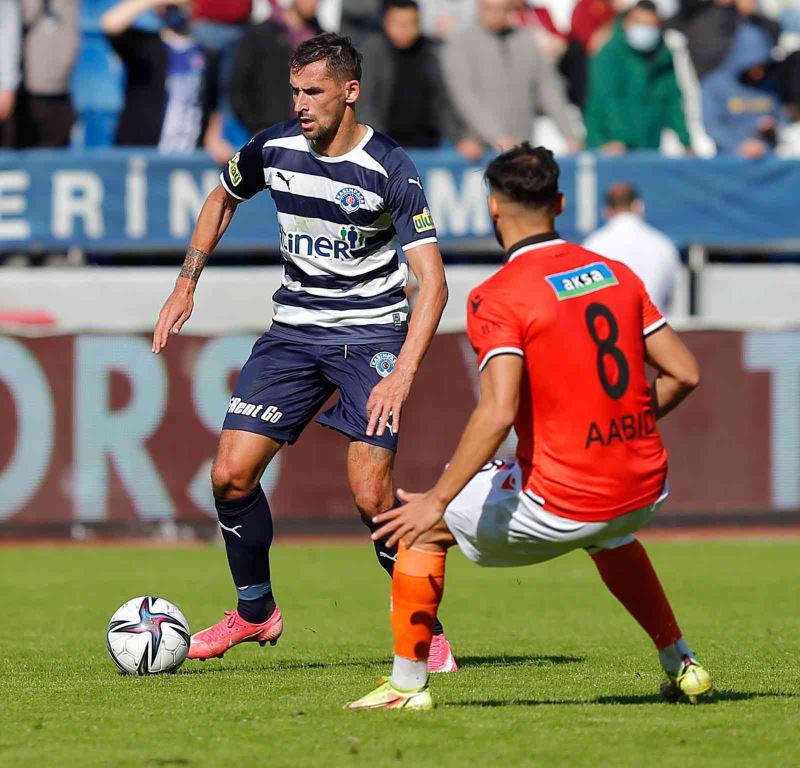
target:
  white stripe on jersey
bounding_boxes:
[273,300,409,328]
[264,127,389,177]
[281,264,409,299]
[267,169,384,211]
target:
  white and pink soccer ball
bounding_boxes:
[106,596,190,675]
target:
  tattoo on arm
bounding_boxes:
[179,247,209,282]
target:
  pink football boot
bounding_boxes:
[188,608,283,660]
[427,633,458,673]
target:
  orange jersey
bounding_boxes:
[466,233,668,522]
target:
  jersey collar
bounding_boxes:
[506,231,565,262]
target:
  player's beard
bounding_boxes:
[492,218,504,249]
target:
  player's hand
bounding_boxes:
[152,280,194,354]
[366,365,414,437]
[370,488,446,548]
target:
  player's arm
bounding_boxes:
[152,185,239,353]
[366,149,449,437]
[366,242,448,437]
[152,131,269,354]
[370,354,523,548]
[645,325,700,419]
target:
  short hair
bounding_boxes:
[385,0,419,11]
[629,0,659,15]
[605,182,641,210]
[484,143,561,210]
[290,33,363,82]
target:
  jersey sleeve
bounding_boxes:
[640,279,667,337]
[220,129,269,201]
[382,147,438,252]
[466,287,526,371]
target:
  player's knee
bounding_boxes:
[211,458,258,500]
[353,486,391,521]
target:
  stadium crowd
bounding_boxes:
[2,0,800,159]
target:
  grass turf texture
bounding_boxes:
[1,540,798,768]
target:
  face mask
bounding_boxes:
[163,5,191,34]
[625,23,661,53]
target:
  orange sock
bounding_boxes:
[590,539,682,649]
[391,543,446,661]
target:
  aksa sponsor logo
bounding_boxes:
[413,207,435,233]
[335,186,367,214]
[227,397,283,423]
[545,262,618,301]
[228,152,242,187]
[370,352,397,378]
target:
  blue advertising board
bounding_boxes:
[1,149,799,253]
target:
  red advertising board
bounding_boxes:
[0,330,797,538]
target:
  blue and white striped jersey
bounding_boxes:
[220,119,438,343]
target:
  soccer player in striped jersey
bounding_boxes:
[152,33,457,670]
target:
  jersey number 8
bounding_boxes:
[585,303,629,400]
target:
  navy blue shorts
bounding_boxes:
[223,330,404,451]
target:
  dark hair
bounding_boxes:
[290,32,363,82]
[484,143,561,210]
[605,182,641,210]
[630,0,659,14]
[385,0,419,11]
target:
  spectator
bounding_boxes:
[229,0,321,136]
[670,0,780,80]
[360,0,456,148]
[339,0,382,46]
[15,0,79,148]
[777,49,800,155]
[442,0,582,157]
[0,0,21,148]
[514,2,567,64]
[570,0,619,52]
[417,0,477,39]
[270,0,323,49]
[191,0,252,162]
[101,0,214,152]
[701,21,782,156]
[584,182,680,311]
[564,0,626,107]
[585,1,691,153]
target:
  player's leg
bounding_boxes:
[318,341,457,670]
[347,460,520,709]
[211,429,282,625]
[189,332,334,660]
[346,439,456,671]
[347,522,457,710]
[587,535,712,703]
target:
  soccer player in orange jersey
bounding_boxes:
[347,143,713,710]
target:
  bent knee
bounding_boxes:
[353,488,393,521]
[211,459,258,500]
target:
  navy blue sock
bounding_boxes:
[363,501,445,636]
[215,485,276,624]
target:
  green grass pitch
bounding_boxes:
[1,539,798,767]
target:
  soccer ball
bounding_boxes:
[106,596,191,675]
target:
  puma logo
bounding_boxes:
[408,177,422,189]
[219,521,243,538]
[275,171,294,189]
